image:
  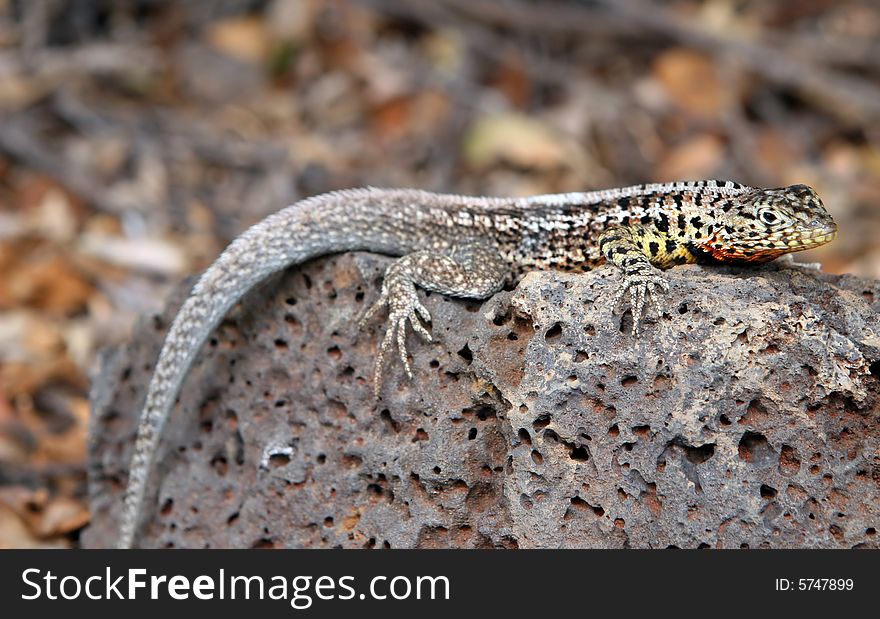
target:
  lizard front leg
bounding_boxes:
[598,224,672,336]
[360,241,507,395]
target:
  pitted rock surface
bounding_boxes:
[83,253,880,548]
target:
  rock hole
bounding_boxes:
[532,414,551,430]
[760,484,777,499]
[251,538,276,549]
[574,350,589,362]
[518,428,532,445]
[684,443,715,464]
[545,322,563,341]
[621,375,638,387]
[160,498,173,516]
[380,409,401,433]
[457,344,473,363]
[492,308,511,326]
[633,425,650,438]
[738,431,774,465]
[468,428,477,440]
[570,446,589,462]
[269,453,290,468]
[869,360,880,380]
[619,311,633,334]
[327,346,342,360]
[211,455,228,476]
[779,445,801,476]
[531,450,543,465]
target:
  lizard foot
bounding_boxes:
[359,280,432,397]
[611,270,669,337]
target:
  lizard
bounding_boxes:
[115,180,837,548]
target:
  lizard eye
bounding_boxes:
[759,210,778,225]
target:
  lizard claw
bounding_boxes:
[611,271,669,336]
[371,284,433,397]
[358,293,387,331]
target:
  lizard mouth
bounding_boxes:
[714,222,838,261]
[775,222,838,250]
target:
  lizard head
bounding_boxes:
[701,184,837,263]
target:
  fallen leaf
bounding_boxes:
[36,497,90,537]
[653,48,729,119]
[0,504,44,548]
[206,16,271,63]
[463,113,581,171]
[655,134,724,180]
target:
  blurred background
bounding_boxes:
[1,0,879,547]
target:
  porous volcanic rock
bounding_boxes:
[83,253,880,548]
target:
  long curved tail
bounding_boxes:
[115,188,442,548]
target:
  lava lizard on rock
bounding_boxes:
[116,180,837,548]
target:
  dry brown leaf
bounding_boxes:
[35,497,90,538]
[490,56,532,109]
[206,17,271,63]
[756,130,798,174]
[653,49,728,119]
[5,252,93,316]
[0,504,44,548]
[463,113,582,172]
[370,90,450,141]
[77,232,187,276]
[655,134,724,181]
[0,486,48,530]
[0,416,35,463]
[0,312,83,397]
[32,396,89,465]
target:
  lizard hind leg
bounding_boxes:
[360,241,508,397]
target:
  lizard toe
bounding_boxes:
[612,271,669,336]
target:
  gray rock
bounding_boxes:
[83,253,880,548]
